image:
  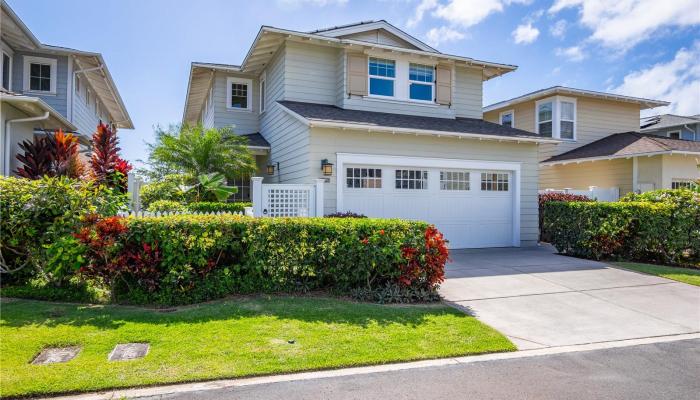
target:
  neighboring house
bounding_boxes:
[483,86,700,195]
[0,1,132,176]
[640,114,700,141]
[183,20,560,248]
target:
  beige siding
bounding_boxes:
[308,128,540,246]
[662,154,700,188]
[540,159,633,194]
[453,66,483,119]
[637,156,663,190]
[339,30,421,50]
[484,101,535,132]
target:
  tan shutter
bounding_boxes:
[347,53,368,96]
[435,64,452,105]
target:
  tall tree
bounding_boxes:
[147,124,256,182]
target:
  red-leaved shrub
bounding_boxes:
[399,226,448,288]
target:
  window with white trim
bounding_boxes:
[500,110,514,128]
[395,169,428,189]
[408,63,433,101]
[1,52,11,90]
[440,171,470,190]
[226,77,252,110]
[368,57,395,97]
[536,96,576,140]
[481,172,509,191]
[346,167,382,188]
[259,72,266,113]
[668,130,681,140]
[24,56,57,93]
[671,180,695,189]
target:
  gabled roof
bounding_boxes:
[1,1,133,129]
[640,114,700,131]
[484,86,669,112]
[309,20,438,53]
[542,132,700,165]
[278,100,559,144]
[241,132,270,149]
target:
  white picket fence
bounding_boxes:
[540,186,620,202]
[117,209,253,218]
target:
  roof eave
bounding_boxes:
[541,150,700,166]
[1,95,78,131]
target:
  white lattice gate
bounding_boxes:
[251,177,325,217]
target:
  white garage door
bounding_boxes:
[341,163,515,248]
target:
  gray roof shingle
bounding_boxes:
[278,100,546,140]
[241,132,270,148]
[640,114,700,131]
[543,132,700,163]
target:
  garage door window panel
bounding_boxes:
[440,171,470,190]
[395,169,428,189]
[346,167,382,188]
[481,173,509,191]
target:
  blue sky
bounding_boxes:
[11,0,700,167]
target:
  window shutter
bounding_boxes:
[346,53,368,96]
[435,64,452,105]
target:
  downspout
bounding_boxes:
[3,112,50,176]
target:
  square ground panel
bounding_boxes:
[32,346,81,365]
[108,343,149,361]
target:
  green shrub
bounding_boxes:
[186,201,252,213]
[0,276,106,303]
[139,174,189,208]
[543,199,699,265]
[0,176,126,284]
[147,200,187,213]
[75,215,447,306]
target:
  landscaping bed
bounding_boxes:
[0,296,514,398]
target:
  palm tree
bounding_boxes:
[147,124,256,182]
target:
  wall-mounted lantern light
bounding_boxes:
[266,162,278,176]
[321,159,334,176]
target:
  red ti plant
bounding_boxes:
[15,135,54,179]
[90,122,120,183]
[49,129,80,177]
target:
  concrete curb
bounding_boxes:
[43,332,700,400]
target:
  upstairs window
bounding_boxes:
[24,56,57,93]
[536,97,576,140]
[1,52,11,90]
[500,110,514,128]
[408,63,433,101]
[668,130,681,140]
[368,57,395,97]
[226,77,252,111]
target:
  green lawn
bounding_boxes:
[612,262,700,286]
[0,296,514,398]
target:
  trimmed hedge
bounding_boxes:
[74,215,448,305]
[543,200,700,265]
[538,192,592,242]
[186,201,251,213]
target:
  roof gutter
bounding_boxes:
[541,150,700,166]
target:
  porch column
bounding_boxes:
[251,177,263,217]
[314,178,325,217]
[632,157,639,193]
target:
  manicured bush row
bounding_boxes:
[542,198,700,265]
[75,215,448,305]
[146,200,252,214]
[538,192,592,242]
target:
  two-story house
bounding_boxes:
[640,114,699,142]
[483,87,700,195]
[183,20,561,248]
[0,1,133,176]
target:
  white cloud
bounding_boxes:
[425,26,467,46]
[407,0,438,27]
[549,19,567,38]
[549,0,700,50]
[433,0,505,27]
[512,23,539,44]
[610,42,700,115]
[556,45,586,61]
[277,0,347,7]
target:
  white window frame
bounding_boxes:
[1,51,12,91]
[407,63,434,103]
[74,74,81,96]
[259,71,266,113]
[671,179,695,189]
[394,169,429,190]
[535,96,577,141]
[23,56,57,94]
[499,110,514,128]
[226,77,252,111]
[346,167,383,189]
[667,130,681,139]
[368,57,396,99]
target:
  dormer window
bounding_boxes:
[408,63,433,101]
[24,56,57,94]
[536,96,576,140]
[499,110,514,128]
[226,77,252,111]
[368,57,395,97]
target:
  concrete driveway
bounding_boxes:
[441,245,700,350]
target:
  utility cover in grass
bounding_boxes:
[31,346,80,365]
[108,343,149,361]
